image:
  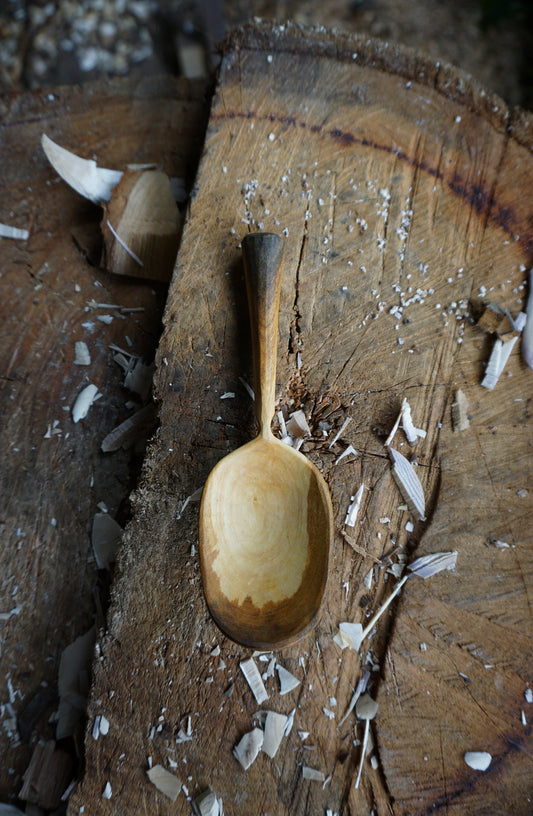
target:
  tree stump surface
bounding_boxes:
[0,73,209,802]
[54,21,533,816]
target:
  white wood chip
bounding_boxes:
[233,728,263,770]
[302,766,325,782]
[72,383,101,423]
[345,484,364,526]
[481,335,518,389]
[192,788,221,816]
[522,268,533,369]
[102,782,112,799]
[328,416,352,448]
[262,711,289,758]
[400,398,426,444]
[277,664,300,695]
[337,622,363,651]
[408,551,457,579]
[335,444,358,464]
[42,133,122,204]
[464,751,492,771]
[388,447,426,520]
[147,764,181,800]
[356,693,378,720]
[0,222,29,240]
[339,671,370,726]
[354,719,371,789]
[240,658,268,704]
[286,409,310,438]
[74,340,91,366]
[451,389,470,432]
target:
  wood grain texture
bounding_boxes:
[0,74,209,801]
[70,22,532,816]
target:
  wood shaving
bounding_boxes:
[345,484,365,527]
[451,389,469,432]
[464,751,491,771]
[146,764,181,801]
[233,728,263,770]
[388,447,426,520]
[408,551,457,579]
[277,664,300,695]
[522,268,533,369]
[101,403,157,453]
[481,335,518,390]
[285,409,310,438]
[333,622,363,651]
[354,718,371,789]
[192,788,222,816]
[102,782,112,799]
[328,417,352,448]
[74,341,91,366]
[72,383,101,423]
[240,658,268,704]
[262,711,288,758]
[124,359,154,402]
[302,766,325,782]
[356,693,378,720]
[335,444,357,465]
[42,133,122,204]
[339,671,370,726]
[0,222,29,240]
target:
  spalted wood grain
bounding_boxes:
[0,74,209,800]
[71,22,532,816]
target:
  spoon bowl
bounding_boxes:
[199,233,333,649]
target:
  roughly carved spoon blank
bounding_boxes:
[199,233,333,649]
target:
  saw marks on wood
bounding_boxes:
[72,23,532,816]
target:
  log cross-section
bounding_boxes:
[71,22,533,816]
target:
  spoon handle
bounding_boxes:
[242,232,284,439]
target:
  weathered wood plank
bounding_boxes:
[0,74,209,801]
[71,23,532,816]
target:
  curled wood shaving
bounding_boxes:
[42,133,122,204]
[146,764,181,801]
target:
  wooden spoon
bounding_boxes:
[199,232,333,649]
